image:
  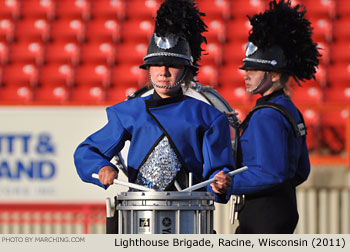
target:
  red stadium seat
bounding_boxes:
[316,40,330,65]
[0,18,15,42]
[302,108,321,128]
[45,41,80,65]
[39,63,75,87]
[204,18,226,43]
[290,86,324,105]
[75,63,111,87]
[0,0,20,20]
[125,0,161,19]
[226,18,252,42]
[323,109,349,127]
[34,84,69,103]
[1,64,6,83]
[201,42,223,66]
[223,41,246,64]
[300,108,321,151]
[314,64,327,87]
[0,41,9,64]
[196,64,219,87]
[2,63,39,86]
[115,41,147,64]
[289,0,304,7]
[86,18,121,43]
[9,41,44,65]
[309,17,333,43]
[230,0,266,18]
[20,0,56,20]
[218,86,250,105]
[337,0,350,18]
[328,63,350,86]
[70,85,105,103]
[198,0,231,20]
[14,18,50,42]
[55,0,91,21]
[333,18,350,40]
[300,64,327,87]
[218,63,245,87]
[324,86,350,103]
[111,64,148,87]
[0,84,33,103]
[120,18,154,43]
[91,0,126,20]
[321,109,348,153]
[304,0,336,19]
[51,18,86,42]
[330,40,350,64]
[81,41,116,65]
[106,85,138,104]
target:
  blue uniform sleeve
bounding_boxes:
[74,107,129,188]
[202,113,235,203]
[232,110,292,195]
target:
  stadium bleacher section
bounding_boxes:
[0,0,349,155]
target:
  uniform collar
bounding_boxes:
[146,89,184,108]
[256,89,285,105]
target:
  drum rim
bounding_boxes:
[197,86,234,113]
[116,205,215,210]
[116,191,215,200]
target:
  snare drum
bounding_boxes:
[116,191,215,234]
[111,83,238,234]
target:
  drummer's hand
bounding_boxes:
[98,166,118,185]
[210,171,232,194]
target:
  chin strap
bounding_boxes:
[246,71,271,94]
[150,68,188,89]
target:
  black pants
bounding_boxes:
[106,213,118,234]
[235,182,299,234]
[106,196,118,234]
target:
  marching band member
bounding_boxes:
[231,0,321,233]
[74,0,234,203]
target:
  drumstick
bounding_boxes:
[180,166,248,192]
[173,180,182,191]
[91,173,156,192]
[106,198,112,217]
[189,172,193,187]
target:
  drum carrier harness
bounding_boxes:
[230,100,307,223]
[239,101,306,138]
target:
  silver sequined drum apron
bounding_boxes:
[116,191,215,234]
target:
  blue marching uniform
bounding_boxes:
[233,89,310,233]
[74,91,235,203]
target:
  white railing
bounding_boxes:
[1,187,349,234]
[213,187,350,234]
[296,188,350,234]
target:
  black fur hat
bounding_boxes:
[140,0,207,75]
[240,0,321,83]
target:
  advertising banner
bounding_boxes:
[0,106,127,202]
